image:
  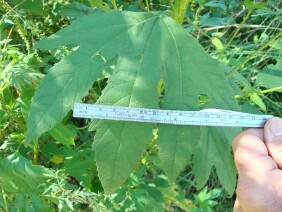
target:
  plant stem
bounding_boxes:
[0,20,2,68]
[235,86,282,99]
[220,9,253,59]
[60,189,92,206]
[227,31,282,77]
[170,0,191,25]
[145,0,150,12]
[261,86,282,94]
[111,0,118,10]
[201,24,281,31]
[1,181,8,212]
[0,120,13,141]
[33,145,39,165]
[168,0,176,11]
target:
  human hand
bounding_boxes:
[232,117,282,212]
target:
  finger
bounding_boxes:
[232,128,278,175]
[233,198,242,212]
[264,117,282,168]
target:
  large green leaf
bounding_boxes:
[27,10,239,193]
[0,154,53,210]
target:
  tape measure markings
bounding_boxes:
[73,103,273,128]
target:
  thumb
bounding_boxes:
[264,117,282,168]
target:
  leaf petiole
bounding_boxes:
[235,86,282,99]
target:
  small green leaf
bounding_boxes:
[256,61,282,92]
[193,186,222,208]
[133,185,164,212]
[89,0,111,11]
[244,0,267,10]
[204,1,227,10]
[11,0,46,16]
[59,2,97,19]
[64,149,97,188]
[200,13,235,26]
[41,142,75,160]
[50,154,64,164]
[0,39,12,45]
[249,93,266,111]
[270,37,282,50]
[48,123,75,146]
[211,37,224,51]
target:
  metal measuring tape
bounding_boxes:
[73,103,273,128]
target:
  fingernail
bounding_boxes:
[269,118,282,137]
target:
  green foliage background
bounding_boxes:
[0,0,281,211]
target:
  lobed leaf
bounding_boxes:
[27,10,240,194]
[193,127,237,195]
